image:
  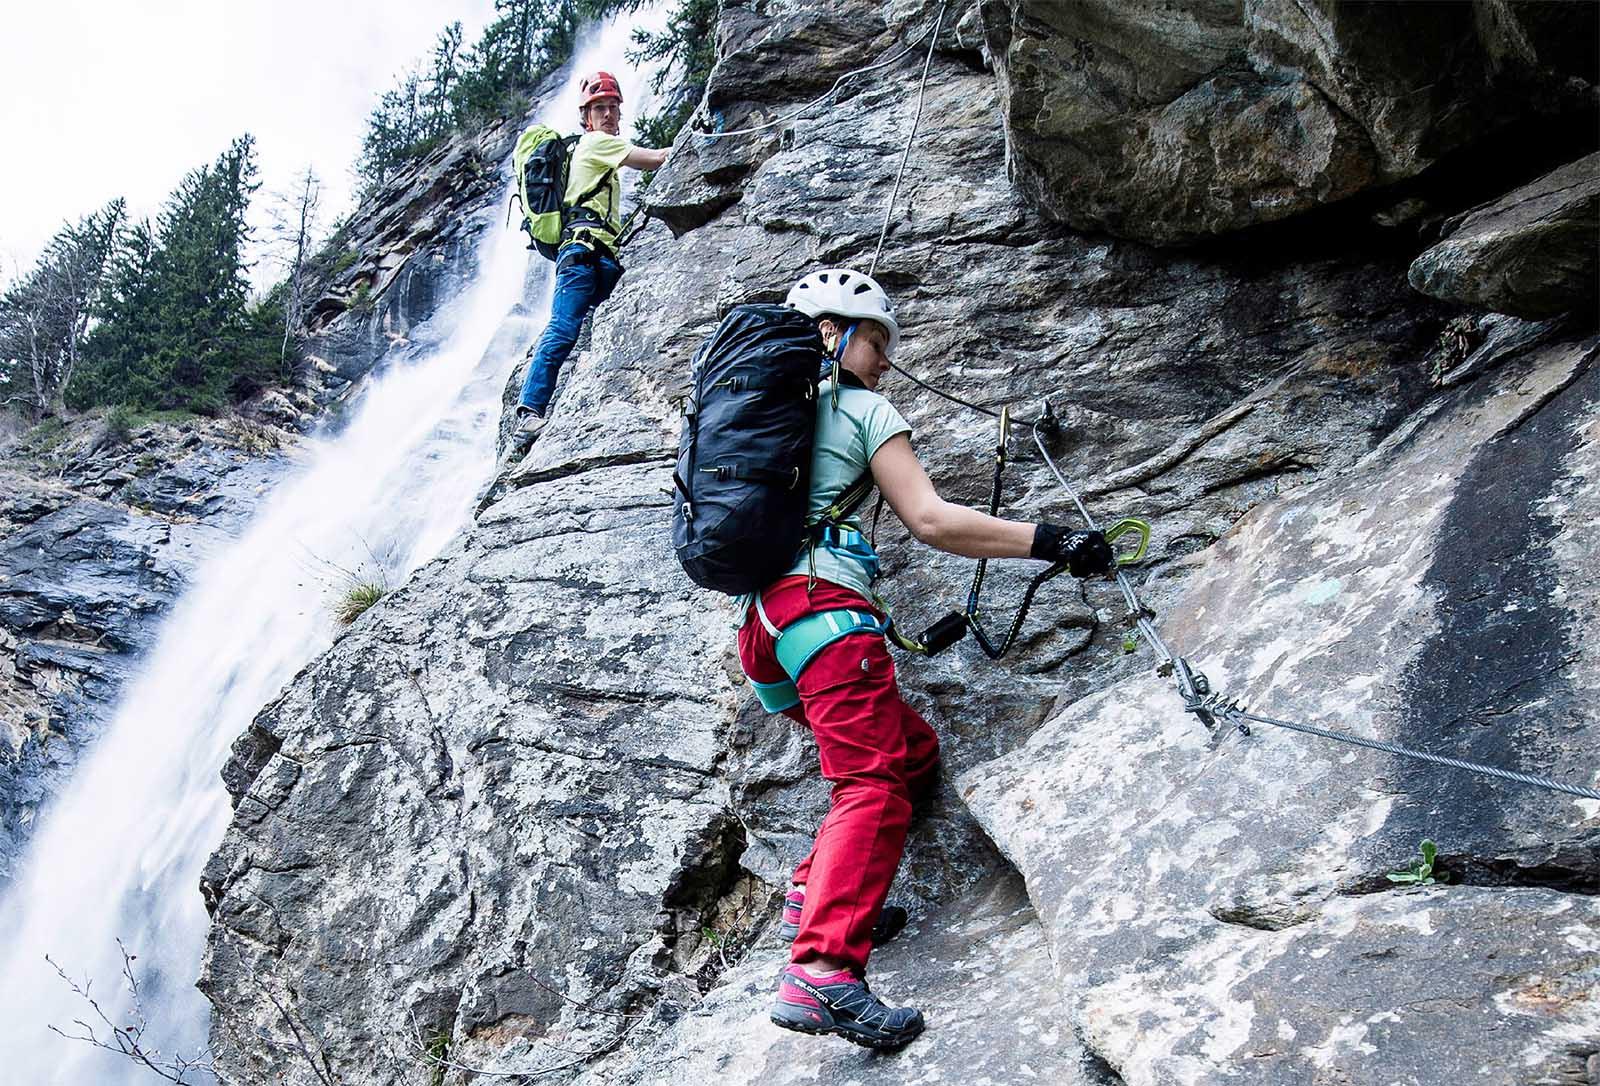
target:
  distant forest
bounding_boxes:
[0,136,323,418]
[0,0,711,422]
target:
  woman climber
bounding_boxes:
[745,268,1115,1049]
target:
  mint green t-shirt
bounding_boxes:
[785,378,912,600]
[565,132,629,252]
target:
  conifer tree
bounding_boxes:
[74,136,277,412]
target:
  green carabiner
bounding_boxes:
[1104,518,1152,566]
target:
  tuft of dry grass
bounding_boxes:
[333,580,386,625]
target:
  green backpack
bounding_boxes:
[510,125,614,261]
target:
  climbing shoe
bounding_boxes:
[776,888,908,946]
[770,965,925,1049]
[514,407,549,440]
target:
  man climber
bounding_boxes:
[515,71,669,439]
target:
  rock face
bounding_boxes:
[200,3,1598,1085]
[980,0,1599,245]
[0,418,286,885]
[1409,151,1600,320]
[962,337,1600,1085]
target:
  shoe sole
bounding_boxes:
[769,1003,924,1050]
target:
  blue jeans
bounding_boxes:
[518,243,623,415]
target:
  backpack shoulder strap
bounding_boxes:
[561,133,617,213]
[820,469,874,527]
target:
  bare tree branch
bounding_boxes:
[46,944,216,1084]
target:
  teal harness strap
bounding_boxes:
[815,524,882,581]
[743,602,889,713]
[750,676,801,713]
[774,608,886,679]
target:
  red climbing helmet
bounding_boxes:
[578,71,623,108]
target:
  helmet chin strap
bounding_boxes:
[834,321,858,362]
[828,321,858,410]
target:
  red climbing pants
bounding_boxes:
[738,576,941,975]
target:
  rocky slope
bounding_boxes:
[200,2,1598,1084]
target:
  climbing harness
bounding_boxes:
[748,594,890,713]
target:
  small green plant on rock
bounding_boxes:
[1387,838,1447,886]
[425,1032,450,1086]
[102,405,139,446]
[334,580,387,625]
[348,282,375,315]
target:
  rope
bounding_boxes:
[698,22,942,140]
[861,3,1005,420]
[886,359,1001,418]
[1029,420,1600,803]
[868,2,946,277]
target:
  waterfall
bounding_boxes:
[0,13,667,1082]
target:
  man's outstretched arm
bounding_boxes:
[622,145,669,170]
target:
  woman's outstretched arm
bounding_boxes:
[870,434,1036,559]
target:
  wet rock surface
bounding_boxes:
[0,96,515,887]
[1409,151,1600,320]
[960,337,1600,1085]
[200,2,1598,1084]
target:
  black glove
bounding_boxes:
[1031,524,1115,577]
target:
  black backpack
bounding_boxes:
[673,305,827,594]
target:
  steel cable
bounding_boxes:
[1223,707,1600,801]
[1030,420,1600,802]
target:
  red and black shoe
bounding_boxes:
[770,965,925,1049]
[776,888,909,946]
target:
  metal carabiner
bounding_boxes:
[1104,517,1152,566]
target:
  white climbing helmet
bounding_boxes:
[784,268,900,358]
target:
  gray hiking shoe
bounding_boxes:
[770,965,925,1049]
[514,408,548,440]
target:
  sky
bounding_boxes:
[0,0,502,290]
